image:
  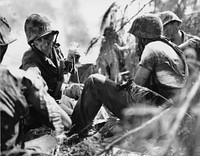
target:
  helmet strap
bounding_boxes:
[53,31,59,46]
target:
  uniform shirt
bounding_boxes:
[139,41,188,99]
[20,44,71,100]
[0,66,62,151]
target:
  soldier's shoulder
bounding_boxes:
[22,48,38,62]
[0,65,25,80]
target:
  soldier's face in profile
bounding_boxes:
[0,45,8,63]
[163,22,178,40]
[135,37,145,58]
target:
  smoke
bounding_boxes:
[0,0,92,65]
[62,1,90,47]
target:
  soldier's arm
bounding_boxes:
[63,41,80,74]
[22,71,72,129]
[134,66,151,86]
[134,43,156,87]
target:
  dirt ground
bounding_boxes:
[23,113,191,156]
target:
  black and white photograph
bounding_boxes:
[0,0,200,155]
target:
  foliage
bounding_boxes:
[181,12,200,37]
[150,0,200,38]
[0,0,90,49]
[3,1,200,155]
[151,0,199,19]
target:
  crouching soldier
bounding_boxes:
[20,13,83,116]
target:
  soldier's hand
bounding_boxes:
[67,41,79,62]
[113,43,120,51]
[116,79,135,91]
[63,83,84,100]
[188,37,200,48]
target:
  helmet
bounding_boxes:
[24,13,58,45]
[103,26,115,37]
[0,16,16,45]
[159,11,182,26]
[129,13,163,39]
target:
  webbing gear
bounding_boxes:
[157,37,188,79]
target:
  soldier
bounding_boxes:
[68,13,188,137]
[96,26,120,82]
[20,13,82,116]
[159,11,200,62]
[180,37,200,78]
[179,36,200,61]
[0,16,71,153]
[158,10,194,45]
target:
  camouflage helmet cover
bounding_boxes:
[129,13,163,39]
[0,16,16,45]
[24,13,58,44]
[159,11,182,26]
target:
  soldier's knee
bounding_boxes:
[86,74,106,86]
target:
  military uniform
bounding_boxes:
[0,67,63,151]
[19,14,80,120]
[70,73,173,135]
[0,15,70,153]
[20,13,74,101]
[69,14,188,136]
[159,10,197,46]
[21,43,70,100]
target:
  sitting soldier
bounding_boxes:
[68,13,188,138]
